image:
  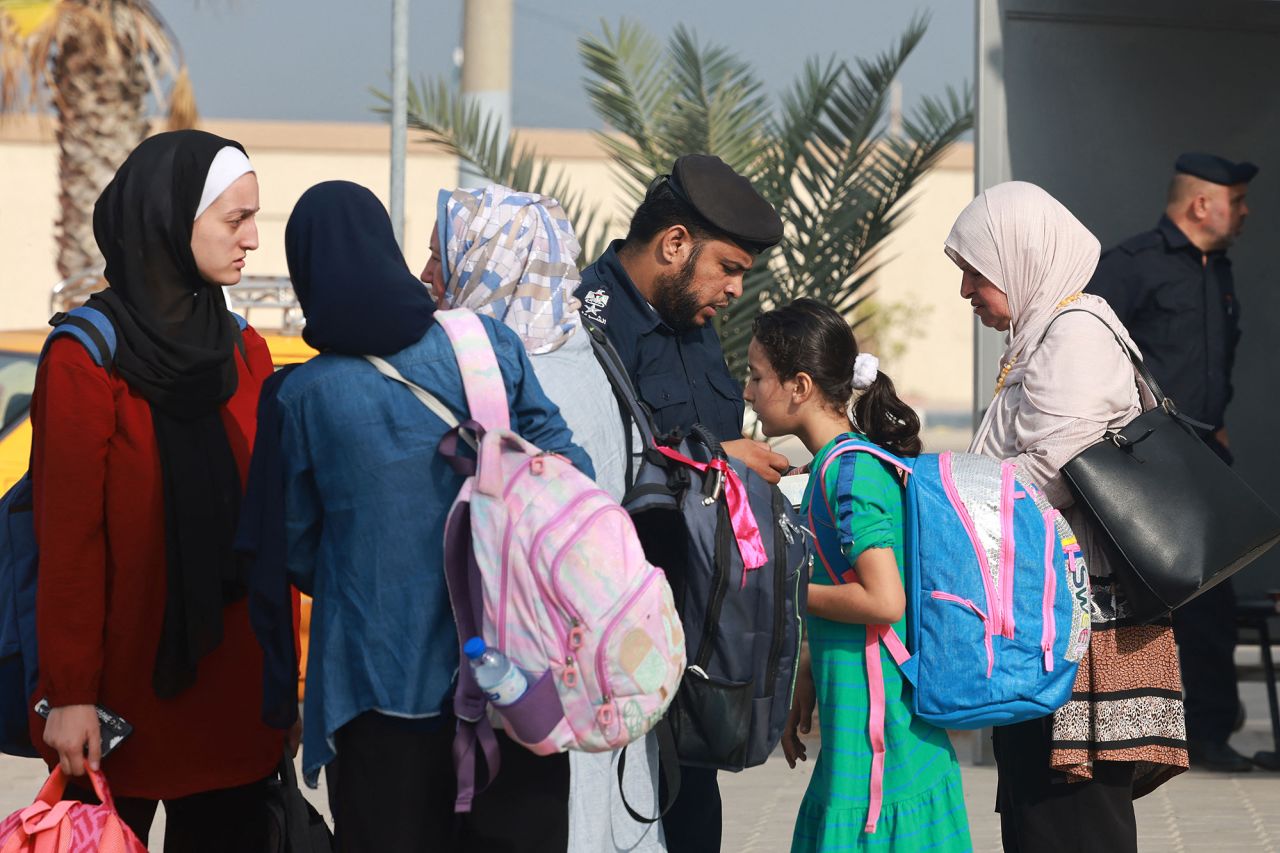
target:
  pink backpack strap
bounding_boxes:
[433,309,511,432]
[804,439,915,834]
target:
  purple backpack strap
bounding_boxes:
[434,309,511,432]
[443,498,500,813]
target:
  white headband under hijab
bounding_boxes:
[195,146,254,221]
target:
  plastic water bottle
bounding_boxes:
[464,637,527,706]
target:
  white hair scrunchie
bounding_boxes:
[852,352,880,390]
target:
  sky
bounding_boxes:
[160,1,974,128]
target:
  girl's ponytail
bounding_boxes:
[853,370,922,457]
[752,297,924,457]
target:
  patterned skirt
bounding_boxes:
[1049,580,1188,797]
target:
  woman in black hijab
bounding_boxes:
[31,130,285,849]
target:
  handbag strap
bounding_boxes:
[1037,308,1213,432]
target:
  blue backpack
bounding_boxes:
[0,306,247,757]
[808,439,1092,832]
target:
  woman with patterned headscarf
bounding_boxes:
[422,185,662,852]
[946,181,1188,853]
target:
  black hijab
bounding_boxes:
[285,180,436,356]
[88,130,251,698]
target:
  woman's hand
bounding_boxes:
[782,642,815,769]
[43,704,100,776]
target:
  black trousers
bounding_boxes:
[660,765,720,853]
[1173,577,1240,743]
[65,776,271,852]
[993,718,1137,853]
[328,711,569,853]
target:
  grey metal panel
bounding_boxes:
[976,0,1280,598]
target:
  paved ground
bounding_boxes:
[2,659,1278,850]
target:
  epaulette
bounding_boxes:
[1116,230,1162,256]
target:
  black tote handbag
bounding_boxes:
[1056,309,1280,623]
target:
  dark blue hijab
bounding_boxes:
[241,181,435,727]
[285,180,436,355]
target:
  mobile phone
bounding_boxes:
[778,472,809,510]
[33,698,133,759]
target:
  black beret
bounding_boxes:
[667,154,783,253]
[1175,152,1258,186]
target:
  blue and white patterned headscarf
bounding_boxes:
[437,184,582,354]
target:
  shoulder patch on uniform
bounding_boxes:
[581,288,611,325]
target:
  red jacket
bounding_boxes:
[28,329,284,800]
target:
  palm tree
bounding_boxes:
[398,15,972,376]
[0,0,195,280]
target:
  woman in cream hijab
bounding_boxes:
[945,182,1187,853]
[421,185,661,853]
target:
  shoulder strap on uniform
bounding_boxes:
[433,309,511,432]
[45,306,117,370]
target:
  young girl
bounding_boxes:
[747,299,970,852]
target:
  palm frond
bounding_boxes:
[701,11,973,376]
[385,77,611,264]
[579,19,674,200]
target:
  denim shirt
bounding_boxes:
[277,317,592,784]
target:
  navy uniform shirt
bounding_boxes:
[1086,216,1241,428]
[575,240,745,442]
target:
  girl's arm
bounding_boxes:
[806,547,905,625]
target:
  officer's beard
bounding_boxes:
[652,243,704,333]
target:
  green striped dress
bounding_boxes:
[792,433,971,852]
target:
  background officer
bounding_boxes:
[575,154,789,852]
[1087,151,1256,772]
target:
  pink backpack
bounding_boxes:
[366,309,685,812]
[0,768,145,853]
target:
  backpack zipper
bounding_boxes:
[763,491,788,698]
[1041,509,1060,672]
[594,568,665,734]
[931,591,994,677]
[694,501,734,669]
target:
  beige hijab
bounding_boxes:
[946,182,1145,461]
[944,181,1105,383]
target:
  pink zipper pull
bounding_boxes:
[1043,648,1054,672]
[568,623,585,650]
[562,658,578,688]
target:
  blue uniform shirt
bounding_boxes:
[1086,216,1241,428]
[575,240,745,442]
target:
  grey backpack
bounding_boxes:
[584,321,810,773]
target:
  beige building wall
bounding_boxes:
[867,147,977,420]
[0,116,973,417]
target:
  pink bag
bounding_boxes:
[368,309,685,812]
[0,767,145,853]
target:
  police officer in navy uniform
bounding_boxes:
[575,154,790,851]
[1086,152,1256,773]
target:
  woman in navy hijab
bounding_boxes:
[244,181,589,852]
